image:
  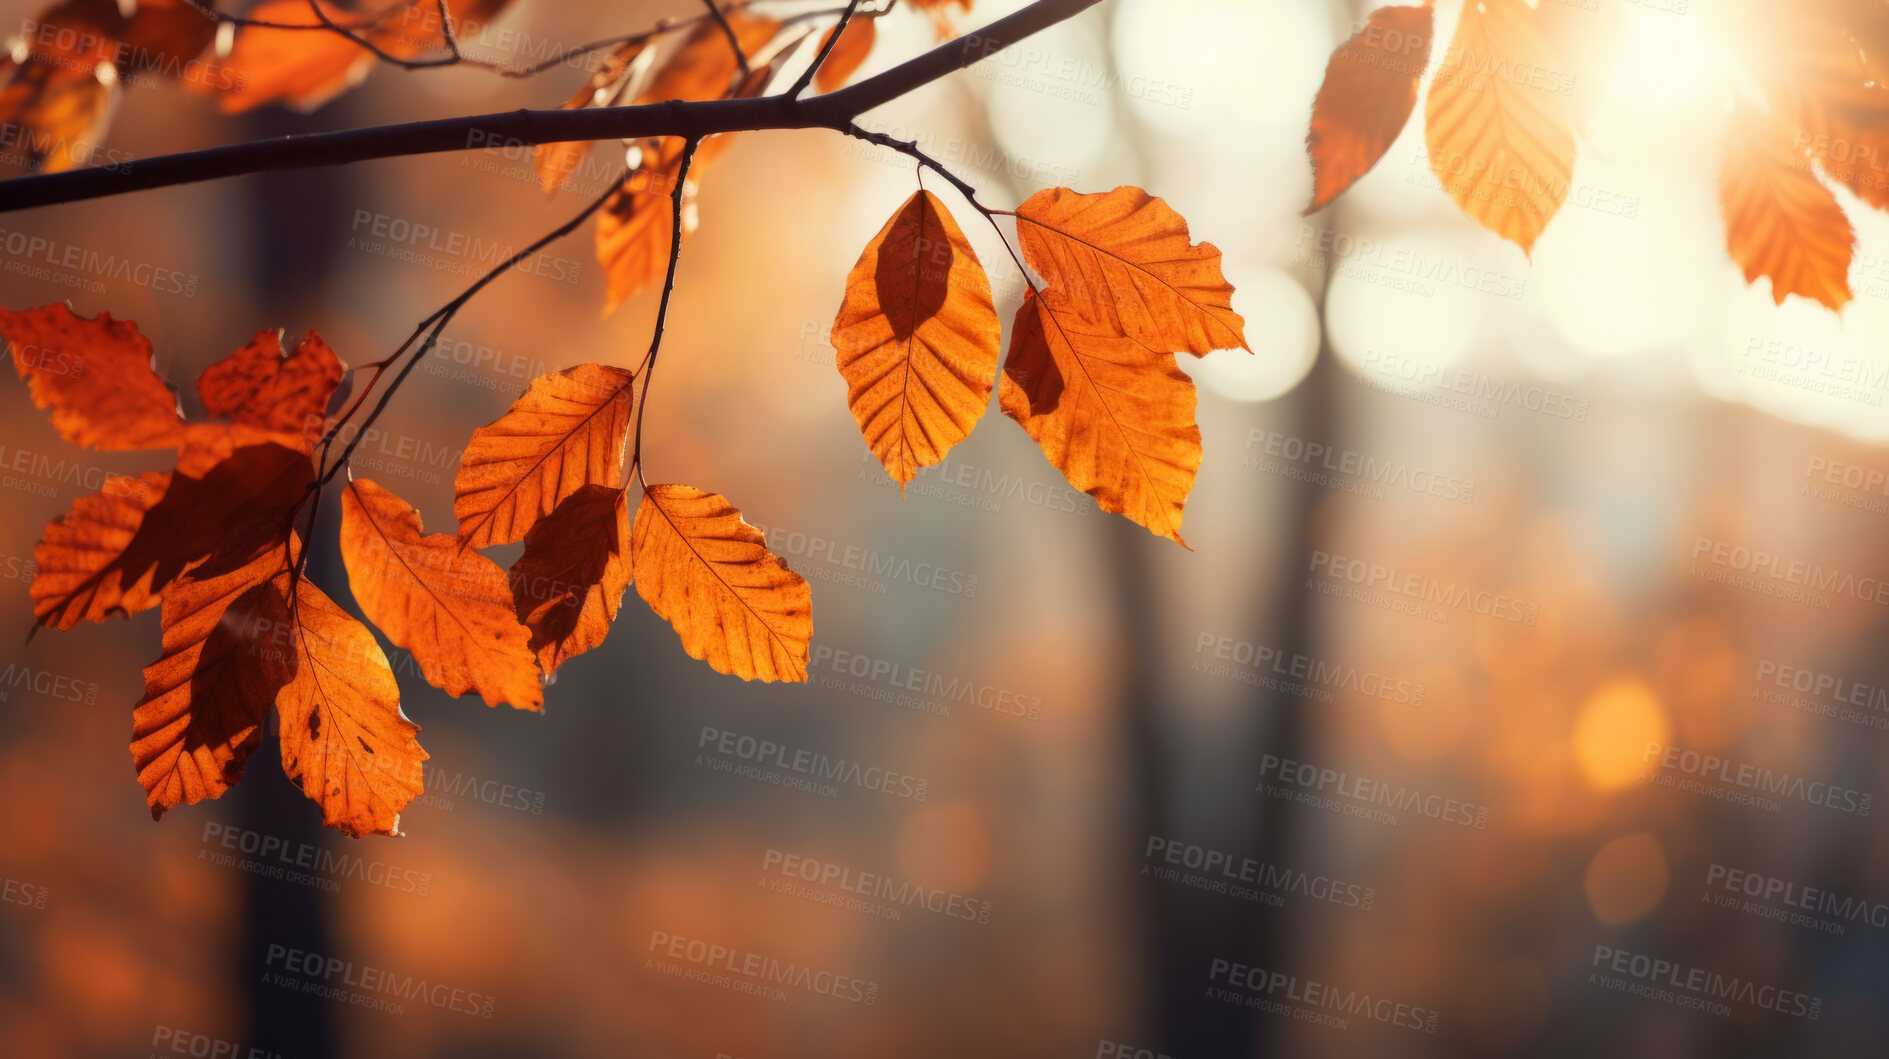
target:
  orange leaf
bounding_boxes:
[130,529,294,819]
[635,14,782,107]
[596,138,696,314]
[510,484,632,673]
[1013,185,1248,356]
[340,478,543,710]
[999,290,1201,546]
[905,0,972,40]
[1423,0,1577,254]
[276,572,427,838]
[632,484,812,682]
[30,471,169,631]
[196,329,345,445]
[814,16,877,94]
[30,440,312,634]
[209,0,514,113]
[832,190,1000,489]
[2,303,184,450]
[1305,4,1434,212]
[454,363,636,548]
[1720,100,1855,311]
[0,60,115,178]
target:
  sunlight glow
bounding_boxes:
[1605,7,1735,116]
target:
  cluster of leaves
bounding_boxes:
[1304,0,1889,310]
[1,0,1249,837]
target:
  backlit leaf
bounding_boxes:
[814,16,877,93]
[1720,99,1855,310]
[340,477,543,710]
[1422,0,1577,254]
[30,471,169,631]
[510,484,632,673]
[1014,185,1248,356]
[276,572,428,838]
[196,329,345,446]
[1,303,184,451]
[1305,4,1434,212]
[999,289,1201,546]
[632,484,812,682]
[454,363,636,548]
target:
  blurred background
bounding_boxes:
[5,0,1889,1055]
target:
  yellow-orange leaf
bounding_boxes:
[832,190,1000,489]
[1014,186,1248,356]
[1305,4,1434,212]
[1000,290,1201,546]
[0,60,115,178]
[2,303,184,450]
[1423,0,1577,254]
[1720,101,1855,310]
[130,531,293,819]
[196,329,344,446]
[455,363,636,548]
[632,484,812,682]
[31,471,169,631]
[511,484,631,673]
[340,478,543,710]
[276,573,427,838]
[814,17,877,93]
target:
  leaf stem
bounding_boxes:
[630,138,703,488]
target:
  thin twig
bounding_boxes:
[787,0,864,99]
[698,0,752,79]
[630,138,703,486]
[0,0,1104,212]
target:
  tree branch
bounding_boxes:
[0,0,1103,214]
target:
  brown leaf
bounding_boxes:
[130,529,294,819]
[999,289,1201,546]
[1720,99,1855,310]
[1013,186,1248,356]
[1305,4,1434,212]
[340,478,543,710]
[454,363,636,548]
[276,572,427,838]
[814,16,877,94]
[635,14,782,107]
[1,303,183,450]
[632,484,812,682]
[0,60,116,178]
[510,484,632,673]
[196,329,345,446]
[832,190,1000,489]
[1423,0,1577,254]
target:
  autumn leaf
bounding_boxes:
[30,471,169,631]
[1013,186,1248,356]
[597,139,696,315]
[210,0,515,113]
[196,329,345,446]
[1719,99,1855,311]
[1305,4,1434,213]
[1000,289,1201,546]
[814,16,878,93]
[635,14,782,107]
[276,571,428,838]
[632,484,812,682]
[905,0,972,40]
[454,363,636,548]
[0,0,215,176]
[340,477,543,710]
[832,190,1000,489]
[1422,0,1577,255]
[2,303,184,451]
[130,527,294,819]
[510,484,632,673]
